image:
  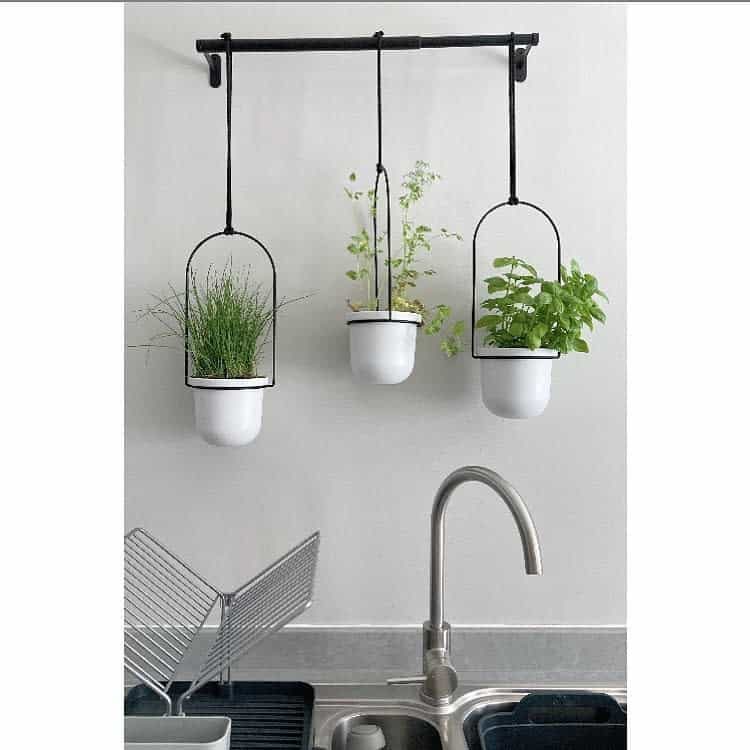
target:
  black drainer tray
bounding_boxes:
[469,692,626,750]
[125,681,314,750]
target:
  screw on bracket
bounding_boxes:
[513,45,532,83]
[204,53,221,87]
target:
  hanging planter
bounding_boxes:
[344,150,422,384]
[183,233,277,447]
[474,249,607,419]
[137,236,280,447]
[136,34,290,447]
[182,36,279,446]
[472,35,607,419]
[473,202,562,420]
[344,33,464,385]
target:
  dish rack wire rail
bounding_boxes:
[124,528,220,712]
[124,527,321,715]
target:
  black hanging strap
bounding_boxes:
[371,30,393,317]
[508,32,519,205]
[374,30,384,173]
[222,32,234,234]
[184,31,280,389]
[469,32,562,361]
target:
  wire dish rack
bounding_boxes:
[124,528,321,715]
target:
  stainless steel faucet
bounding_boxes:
[388,466,543,705]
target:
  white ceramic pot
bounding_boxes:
[346,311,422,385]
[187,376,269,447]
[479,347,556,419]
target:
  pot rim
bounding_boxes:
[346,310,422,324]
[477,346,558,358]
[187,375,270,389]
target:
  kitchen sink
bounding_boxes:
[330,714,442,750]
[312,685,626,750]
[314,467,628,749]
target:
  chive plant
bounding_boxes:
[138,263,283,379]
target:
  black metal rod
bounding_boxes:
[196,33,539,54]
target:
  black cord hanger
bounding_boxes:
[346,31,420,328]
[184,32,279,389]
[470,33,562,361]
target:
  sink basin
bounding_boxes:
[330,714,442,750]
[312,684,626,750]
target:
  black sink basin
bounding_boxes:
[464,692,626,750]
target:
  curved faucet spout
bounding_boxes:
[429,465,542,631]
[387,465,543,706]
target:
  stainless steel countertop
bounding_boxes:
[124,626,626,748]
[154,626,626,687]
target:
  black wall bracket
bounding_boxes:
[513,44,532,83]
[204,53,221,88]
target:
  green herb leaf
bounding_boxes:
[477,314,503,329]
[515,260,538,276]
[590,304,606,323]
[485,276,509,293]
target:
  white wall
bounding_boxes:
[125,3,625,626]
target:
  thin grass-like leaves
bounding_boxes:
[137,263,274,379]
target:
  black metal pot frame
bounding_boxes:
[184,231,277,390]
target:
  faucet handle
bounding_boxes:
[386,649,458,706]
[386,675,426,685]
